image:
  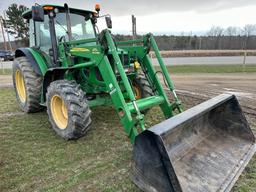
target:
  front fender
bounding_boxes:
[42,68,70,104]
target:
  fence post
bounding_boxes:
[0,58,5,74]
[243,50,247,72]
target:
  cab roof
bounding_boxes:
[22,4,95,19]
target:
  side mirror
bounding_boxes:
[105,16,112,29]
[32,5,44,22]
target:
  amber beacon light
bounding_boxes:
[95,3,100,12]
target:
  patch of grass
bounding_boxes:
[0,69,12,75]
[232,156,256,192]
[0,88,255,191]
[155,64,256,73]
[0,88,20,113]
[0,88,141,192]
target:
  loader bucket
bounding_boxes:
[131,94,255,192]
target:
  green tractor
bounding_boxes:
[13,4,255,192]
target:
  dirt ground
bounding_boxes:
[170,73,256,117]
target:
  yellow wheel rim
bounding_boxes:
[51,95,68,129]
[133,84,142,100]
[15,69,26,103]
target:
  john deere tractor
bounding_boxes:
[13,4,255,192]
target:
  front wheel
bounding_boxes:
[46,80,92,140]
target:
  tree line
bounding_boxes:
[115,25,256,50]
[1,4,256,51]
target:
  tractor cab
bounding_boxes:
[22,4,108,66]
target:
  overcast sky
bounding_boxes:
[1,0,256,41]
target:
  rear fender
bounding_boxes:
[15,48,48,75]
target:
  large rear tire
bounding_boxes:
[46,80,92,140]
[12,56,43,113]
[132,73,154,113]
[132,73,154,100]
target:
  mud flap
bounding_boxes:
[131,94,255,192]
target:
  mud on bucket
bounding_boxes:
[131,94,255,192]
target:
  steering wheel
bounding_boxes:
[58,35,66,43]
[72,33,80,40]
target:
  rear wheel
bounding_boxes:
[132,73,154,100]
[132,73,154,113]
[46,80,92,140]
[13,56,43,112]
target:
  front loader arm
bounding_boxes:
[146,34,183,112]
[54,30,183,143]
[98,30,183,143]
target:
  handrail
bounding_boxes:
[116,39,144,46]
[66,38,98,46]
[72,61,95,69]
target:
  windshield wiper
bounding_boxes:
[55,20,69,35]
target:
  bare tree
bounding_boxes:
[226,26,239,49]
[225,26,239,36]
[243,24,256,36]
[207,26,224,36]
[207,26,224,49]
[242,24,256,49]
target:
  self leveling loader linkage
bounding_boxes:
[13,4,255,192]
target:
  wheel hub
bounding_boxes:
[133,84,142,100]
[50,95,68,129]
[15,69,26,103]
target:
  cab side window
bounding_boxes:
[29,19,35,47]
[35,15,52,54]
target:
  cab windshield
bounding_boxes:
[33,11,96,54]
[55,12,96,40]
